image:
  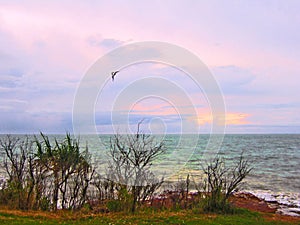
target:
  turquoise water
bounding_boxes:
[1,134,299,193]
[1,134,299,215]
[81,134,300,193]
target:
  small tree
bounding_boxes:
[0,133,94,211]
[109,121,165,213]
[0,135,35,209]
[198,154,252,213]
[34,133,94,210]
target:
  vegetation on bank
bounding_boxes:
[0,208,298,225]
[0,123,252,216]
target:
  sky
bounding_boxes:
[0,0,300,134]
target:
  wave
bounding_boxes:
[245,190,300,217]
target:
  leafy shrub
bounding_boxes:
[107,187,133,212]
[39,197,50,211]
[107,200,123,212]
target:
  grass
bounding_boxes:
[0,208,299,225]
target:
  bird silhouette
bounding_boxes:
[111,71,119,81]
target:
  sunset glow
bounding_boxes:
[0,1,299,134]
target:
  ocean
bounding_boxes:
[0,134,299,216]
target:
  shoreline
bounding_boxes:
[1,173,300,217]
[243,191,300,217]
[0,192,299,224]
[231,192,300,221]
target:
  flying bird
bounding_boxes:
[111,71,119,81]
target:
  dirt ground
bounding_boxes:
[230,192,300,223]
[0,192,299,223]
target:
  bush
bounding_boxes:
[107,200,123,212]
[197,154,252,213]
[39,197,51,211]
[107,187,134,212]
[108,121,165,213]
[0,133,95,211]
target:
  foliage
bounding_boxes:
[197,155,252,213]
[0,133,95,211]
[106,187,133,212]
[0,128,253,215]
[34,133,95,210]
[0,135,35,210]
[0,208,297,225]
[108,121,165,213]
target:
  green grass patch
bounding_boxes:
[0,209,298,225]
